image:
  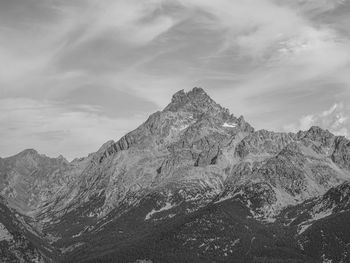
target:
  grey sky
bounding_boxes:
[0,0,350,160]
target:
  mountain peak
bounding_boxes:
[163,87,223,114]
[18,149,39,157]
[187,86,208,97]
[308,125,328,133]
[305,126,334,139]
[169,87,210,105]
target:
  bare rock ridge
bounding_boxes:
[0,87,350,263]
[164,87,224,113]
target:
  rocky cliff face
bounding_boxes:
[1,87,350,263]
[0,149,74,214]
[0,196,46,262]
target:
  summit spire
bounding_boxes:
[163,87,223,114]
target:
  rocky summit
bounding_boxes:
[1,87,350,263]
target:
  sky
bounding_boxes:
[0,0,350,160]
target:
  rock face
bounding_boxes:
[0,197,45,262]
[0,87,350,263]
[0,150,73,214]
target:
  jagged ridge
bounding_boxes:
[0,87,349,263]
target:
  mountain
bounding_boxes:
[0,149,72,214]
[0,196,45,262]
[1,87,350,263]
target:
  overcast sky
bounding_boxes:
[1,0,350,160]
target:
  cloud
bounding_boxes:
[284,103,349,137]
[177,0,312,58]
[0,0,350,158]
[286,0,347,15]
[56,0,176,49]
[0,98,148,160]
[59,85,158,118]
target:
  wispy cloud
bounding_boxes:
[0,0,350,158]
[284,103,349,137]
[0,98,147,160]
[59,0,176,47]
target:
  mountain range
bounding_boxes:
[1,87,350,263]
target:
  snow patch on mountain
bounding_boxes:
[214,194,234,204]
[222,122,237,128]
[61,242,85,254]
[73,230,84,238]
[145,202,176,220]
